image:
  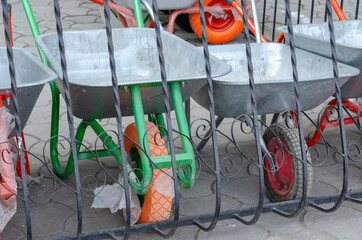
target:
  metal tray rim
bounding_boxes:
[0,47,58,90]
[36,28,232,87]
[276,20,362,51]
[208,43,360,85]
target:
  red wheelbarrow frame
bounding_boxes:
[305,0,362,147]
[275,0,362,147]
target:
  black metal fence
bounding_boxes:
[0,0,361,239]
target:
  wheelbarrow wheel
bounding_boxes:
[124,122,173,223]
[263,123,313,202]
[189,0,244,44]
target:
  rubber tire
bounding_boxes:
[263,123,313,202]
[124,122,172,224]
[189,0,244,44]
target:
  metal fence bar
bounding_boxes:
[309,0,349,213]
[356,0,360,19]
[271,0,308,218]
[310,0,315,22]
[52,0,83,237]
[191,0,222,232]
[272,0,278,41]
[262,0,267,34]
[297,0,302,24]
[102,0,131,239]
[1,0,32,239]
[149,0,181,237]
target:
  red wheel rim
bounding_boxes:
[265,137,294,196]
[204,0,236,32]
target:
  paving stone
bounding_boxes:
[266,229,338,240]
[310,180,339,197]
[131,225,199,240]
[312,163,362,191]
[1,225,26,240]
[71,22,105,30]
[258,211,305,234]
[179,194,242,217]
[65,210,125,234]
[303,206,362,240]
[5,202,74,238]
[63,15,100,24]
[179,170,215,199]
[197,219,269,240]
[213,176,269,205]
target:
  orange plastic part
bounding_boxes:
[124,122,172,223]
[189,0,244,44]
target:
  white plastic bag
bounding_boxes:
[91,173,141,225]
[0,106,17,232]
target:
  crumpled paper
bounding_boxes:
[0,106,16,232]
[91,168,175,224]
[91,173,141,225]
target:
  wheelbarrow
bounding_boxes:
[191,0,359,202]
[35,27,231,224]
[0,47,57,228]
[192,43,359,202]
[91,0,258,44]
[277,5,362,147]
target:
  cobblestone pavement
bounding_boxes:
[1,0,362,239]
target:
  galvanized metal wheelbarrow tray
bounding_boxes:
[0,47,57,136]
[278,20,362,99]
[35,28,231,119]
[192,43,360,117]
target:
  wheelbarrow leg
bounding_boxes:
[196,116,224,151]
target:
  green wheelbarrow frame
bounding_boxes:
[21,0,196,194]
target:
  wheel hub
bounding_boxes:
[205,0,236,32]
[265,137,294,196]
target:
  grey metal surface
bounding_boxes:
[192,43,360,117]
[35,28,231,119]
[278,20,362,99]
[113,0,196,10]
[0,47,57,136]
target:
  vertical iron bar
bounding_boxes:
[1,0,32,238]
[272,0,308,218]
[150,0,180,237]
[191,0,221,232]
[232,0,264,225]
[272,0,278,41]
[356,0,360,19]
[262,0,267,34]
[297,0,302,24]
[310,0,315,23]
[102,0,131,239]
[340,0,344,10]
[52,0,83,238]
[309,0,349,212]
